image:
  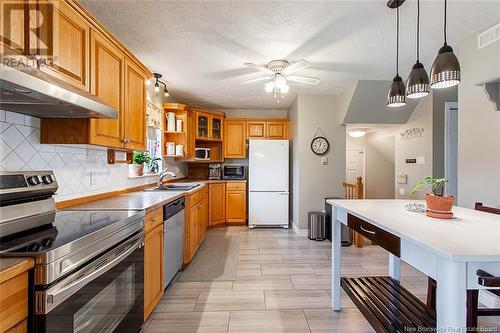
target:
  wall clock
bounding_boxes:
[311,136,329,156]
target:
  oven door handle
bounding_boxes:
[46,232,144,307]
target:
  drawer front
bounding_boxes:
[145,207,163,233]
[190,186,208,207]
[0,272,29,332]
[347,214,400,257]
[226,182,246,191]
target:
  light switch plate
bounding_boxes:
[416,156,425,165]
[321,156,328,165]
[399,188,405,196]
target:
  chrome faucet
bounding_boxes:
[158,170,176,189]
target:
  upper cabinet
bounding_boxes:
[266,121,288,139]
[38,0,151,151]
[0,0,30,61]
[224,120,246,158]
[39,0,90,91]
[247,121,266,139]
[195,111,223,141]
[89,29,124,148]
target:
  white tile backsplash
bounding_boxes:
[0,111,158,202]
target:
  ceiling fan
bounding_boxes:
[242,60,320,103]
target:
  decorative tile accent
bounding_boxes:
[0,111,157,202]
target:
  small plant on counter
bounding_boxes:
[132,152,151,176]
[411,176,455,219]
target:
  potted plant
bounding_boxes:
[411,176,455,219]
[132,152,151,176]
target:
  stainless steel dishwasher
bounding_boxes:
[163,197,185,287]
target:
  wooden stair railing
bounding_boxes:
[342,177,366,247]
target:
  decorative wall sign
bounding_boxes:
[400,128,424,140]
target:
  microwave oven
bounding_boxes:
[223,165,245,180]
[195,148,210,160]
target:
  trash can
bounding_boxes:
[308,211,326,241]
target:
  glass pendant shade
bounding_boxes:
[387,75,407,107]
[430,43,461,89]
[406,61,430,98]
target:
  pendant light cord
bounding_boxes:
[396,4,400,75]
[444,0,447,45]
[416,0,420,62]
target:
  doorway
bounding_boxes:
[444,102,458,197]
[346,149,366,197]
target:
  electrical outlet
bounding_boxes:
[399,188,405,196]
[321,156,328,165]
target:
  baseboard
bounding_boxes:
[479,289,500,308]
[291,219,308,236]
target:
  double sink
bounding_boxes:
[144,183,201,192]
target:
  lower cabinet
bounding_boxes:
[209,183,226,226]
[225,182,247,223]
[144,208,164,320]
[185,186,208,264]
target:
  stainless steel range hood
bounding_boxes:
[0,65,118,119]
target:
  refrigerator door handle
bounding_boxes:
[278,192,289,195]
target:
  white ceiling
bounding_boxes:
[81,0,500,110]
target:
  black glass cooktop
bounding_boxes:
[0,210,143,254]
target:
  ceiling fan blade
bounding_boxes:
[287,75,320,85]
[283,59,310,75]
[241,76,272,84]
[244,62,272,74]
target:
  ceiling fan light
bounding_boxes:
[275,75,287,89]
[265,81,274,92]
[387,75,407,107]
[430,44,461,89]
[281,84,290,94]
[406,61,430,98]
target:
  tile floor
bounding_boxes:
[142,226,499,333]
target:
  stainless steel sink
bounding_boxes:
[144,184,201,192]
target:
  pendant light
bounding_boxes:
[387,0,407,108]
[430,0,461,89]
[406,0,430,98]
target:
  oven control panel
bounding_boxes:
[0,171,58,193]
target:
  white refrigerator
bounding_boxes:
[248,140,289,228]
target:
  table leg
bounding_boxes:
[389,253,401,281]
[436,257,467,331]
[331,208,341,311]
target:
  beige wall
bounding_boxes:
[346,128,396,199]
[457,33,500,208]
[394,95,434,199]
[288,95,346,230]
[223,109,288,119]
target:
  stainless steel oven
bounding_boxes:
[34,231,144,333]
[0,171,146,333]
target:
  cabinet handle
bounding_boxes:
[360,226,376,235]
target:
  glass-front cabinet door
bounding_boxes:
[211,115,223,141]
[196,112,209,139]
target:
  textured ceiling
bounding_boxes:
[80,0,500,110]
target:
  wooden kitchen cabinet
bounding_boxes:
[144,220,164,320]
[225,182,246,223]
[0,258,33,333]
[266,121,288,139]
[247,121,266,139]
[195,111,224,141]
[224,120,246,158]
[184,186,208,264]
[123,57,147,150]
[89,28,124,148]
[0,0,31,61]
[209,183,225,226]
[39,0,90,91]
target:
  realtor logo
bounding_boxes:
[1,1,54,68]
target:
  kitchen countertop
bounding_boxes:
[66,179,247,212]
[0,258,34,284]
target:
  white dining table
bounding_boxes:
[327,199,500,332]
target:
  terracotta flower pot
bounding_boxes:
[424,193,455,219]
[134,164,144,176]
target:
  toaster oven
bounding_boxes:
[223,165,245,180]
